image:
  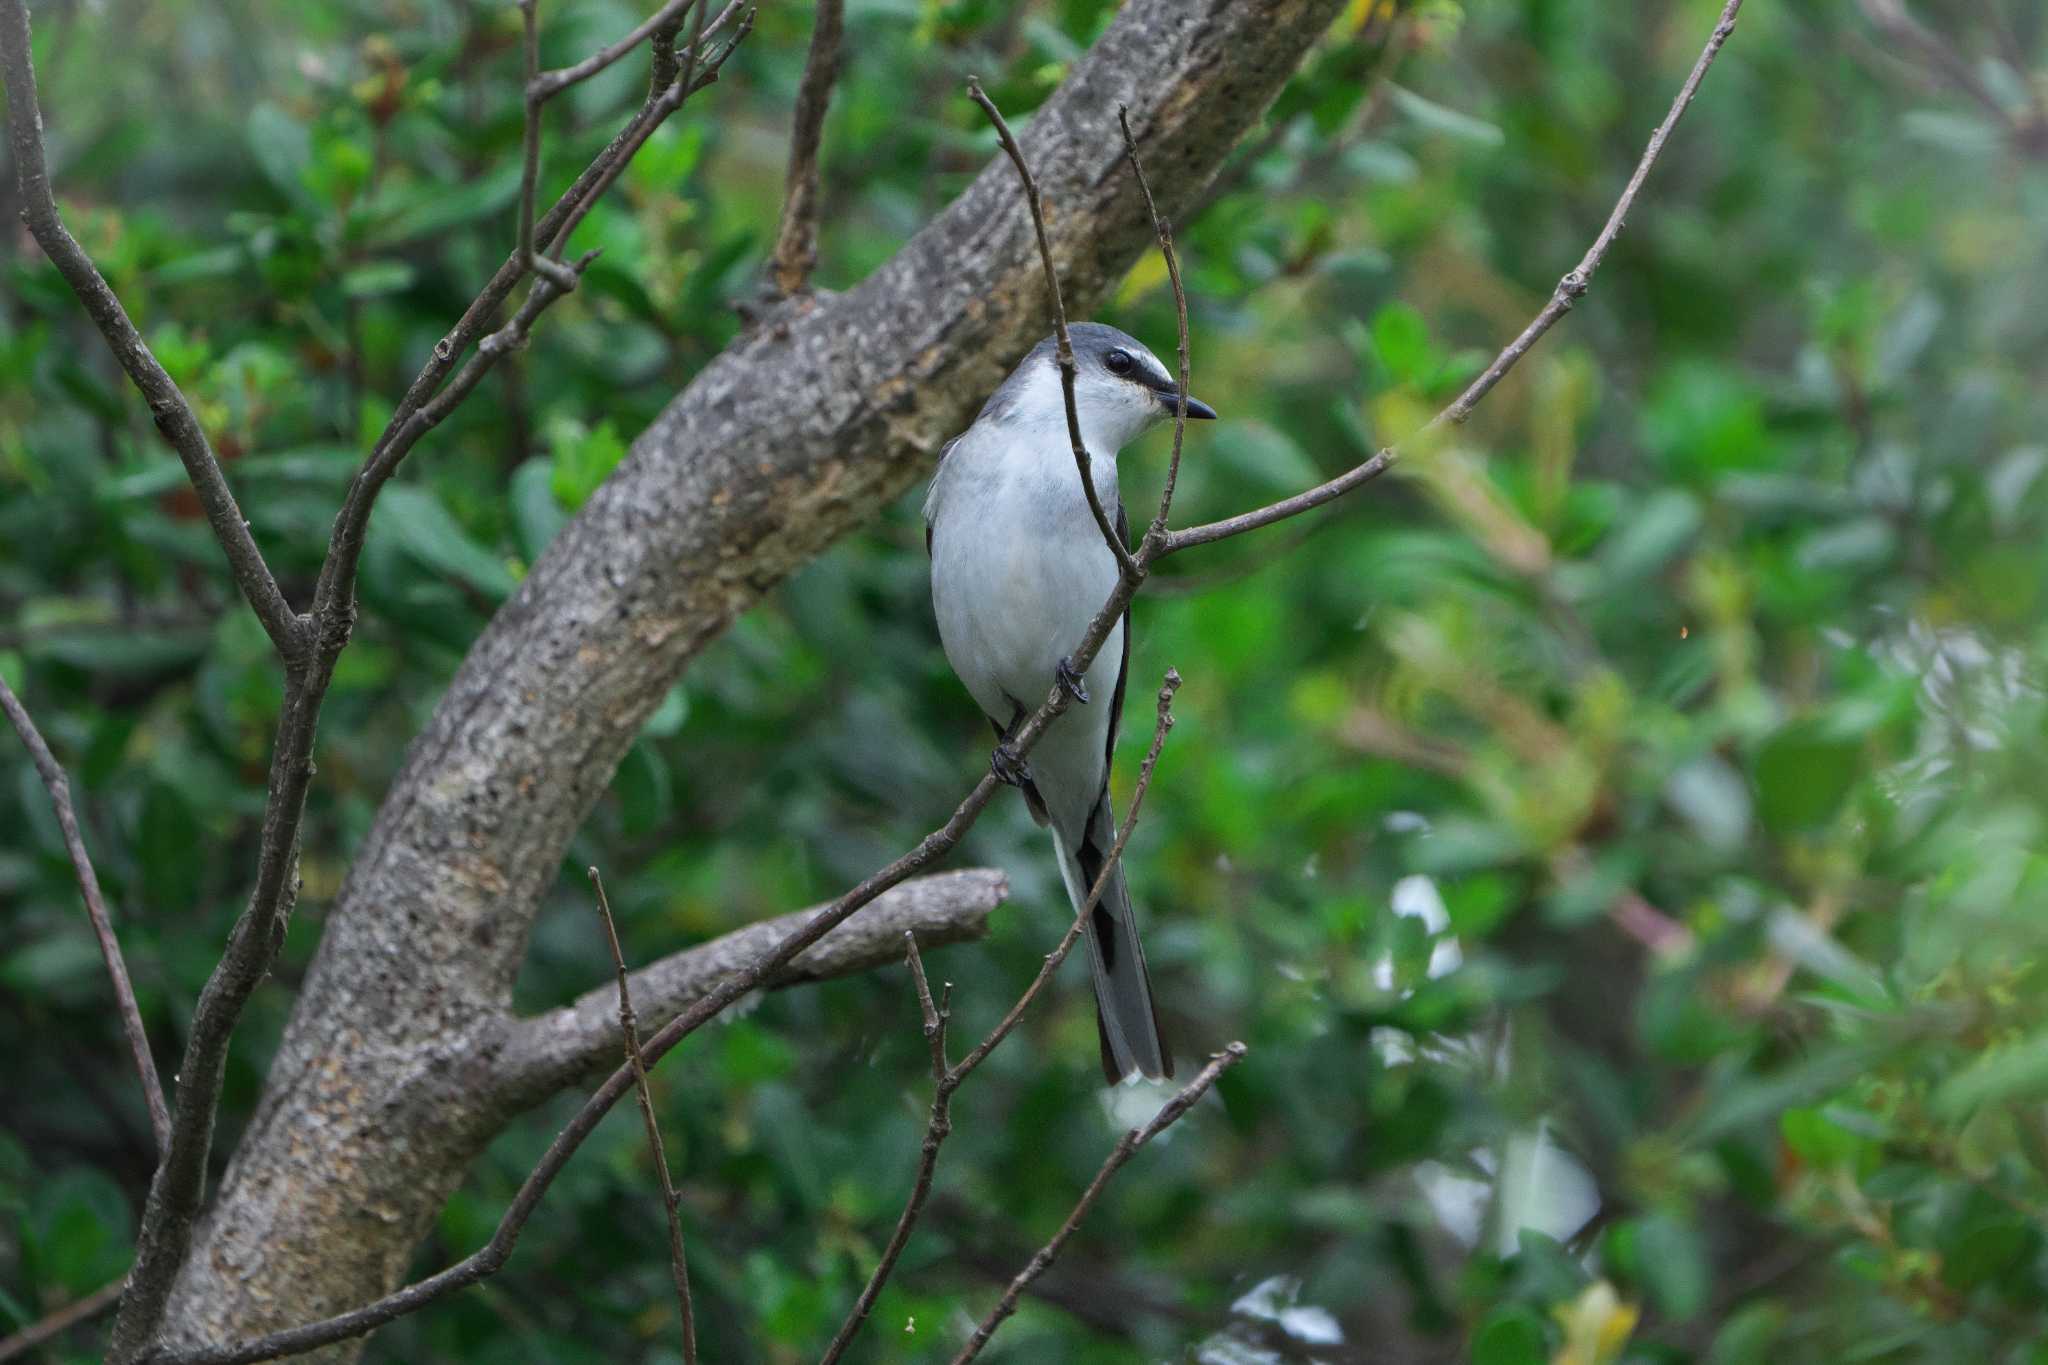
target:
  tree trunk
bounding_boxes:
[155,0,1346,1353]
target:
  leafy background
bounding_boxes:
[5,0,2048,1361]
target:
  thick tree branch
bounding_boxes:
[109,12,755,1360]
[769,0,844,297]
[0,675,170,1151]
[495,867,1009,1102]
[0,0,301,658]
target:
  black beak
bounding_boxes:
[1153,388,1217,421]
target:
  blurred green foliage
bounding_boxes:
[5,0,2048,1361]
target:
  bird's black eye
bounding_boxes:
[1104,348,1134,376]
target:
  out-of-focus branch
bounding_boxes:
[1859,0,2046,150]
[0,1280,125,1364]
[949,1042,1248,1364]
[0,0,301,659]
[1161,0,1748,553]
[587,869,697,1365]
[769,0,844,297]
[0,676,169,1151]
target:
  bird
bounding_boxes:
[924,322,1217,1083]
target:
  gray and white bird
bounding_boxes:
[924,322,1216,1083]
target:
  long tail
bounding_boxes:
[1051,793,1173,1083]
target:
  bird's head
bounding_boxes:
[1000,322,1216,453]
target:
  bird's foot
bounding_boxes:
[1055,656,1090,705]
[989,741,1033,789]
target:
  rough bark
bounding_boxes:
[156,0,1344,1354]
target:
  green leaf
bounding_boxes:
[511,458,568,561]
[1935,1031,2048,1117]
[1387,84,1505,145]
[369,485,518,601]
[246,103,314,210]
[1631,1213,1710,1319]
[339,261,417,298]
[1753,722,1861,833]
[549,418,630,512]
[1472,1305,1547,1365]
[1371,301,1435,386]
[1599,489,1702,585]
[26,1168,133,1294]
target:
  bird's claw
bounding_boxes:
[990,742,1033,788]
[1055,656,1090,705]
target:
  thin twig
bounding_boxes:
[531,0,728,98]
[1162,0,1747,553]
[967,79,1141,579]
[769,0,845,296]
[0,677,170,1152]
[0,1279,125,1364]
[821,670,1182,1362]
[815,933,952,1365]
[540,7,750,259]
[588,869,697,1365]
[1116,105,1191,545]
[515,0,583,292]
[0,0,301,659]
[949,1042,1248,1364]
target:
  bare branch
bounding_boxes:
[769,0,845,297]
[0,1279,124,1364]
[587,868,697,1365]
[515,0,583,293]
[1116,104,1192,545]
[0,0,301,659]
[540,6,751,259]
[0,675,170,1151]
[967,80,1141,580]
[531,0,741,99]
[1161,0,1747,554]
[822,671,1181,1363]
[949,1042,1248,1364]
[815,932,953,1365]
[496,867,1007,1100]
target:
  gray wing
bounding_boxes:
[1105,501,1131,775]
[924,435,961,556]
